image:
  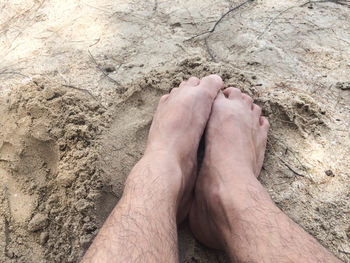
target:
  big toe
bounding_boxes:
[198,74,223,99]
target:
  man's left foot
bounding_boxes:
[127,75,222,221]
[189,88,269,249]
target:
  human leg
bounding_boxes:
[81,75,223,263]
[190,88,341,262]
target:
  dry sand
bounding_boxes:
[0,0,350,262]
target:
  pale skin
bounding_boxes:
[82,75,341,263]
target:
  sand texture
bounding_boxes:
[1,0,350,262]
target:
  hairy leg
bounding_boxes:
[190,88,341,262]
[82,75,223,263]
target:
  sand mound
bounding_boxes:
[1,59,349,262]
[0,80,110,262]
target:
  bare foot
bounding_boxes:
[189,88,269,249]
[130,75,222,221]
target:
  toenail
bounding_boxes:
[187,77,200,86]
[202,74,223,85]
[259,116,266,126]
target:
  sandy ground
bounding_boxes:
[1,0,350,262]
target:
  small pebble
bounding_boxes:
[28,214,48,232]
[75,199,90,212]
[40,232,49,245]
[325,170,335,177]
[336,82,350,90]
[104,65,115,72]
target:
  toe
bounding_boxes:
[224,87,241,99]
[259,116,270,131]
[179,81,187,88]
[187,77,200,87]
[253,104,262,117]
[159,94,169,103]
[170,87,179,95]
[242,94,254,109]
[216,90,225,100]
[198,74,223,98]
[213,90,225,104]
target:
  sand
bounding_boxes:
[1,0,350,262]
[0,80,110,262]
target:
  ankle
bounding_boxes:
[204,174,274,241]
[203,151,256,179]
[124,153,184,205]
[221,186,276,243]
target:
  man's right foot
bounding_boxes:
[189,88,270,249]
